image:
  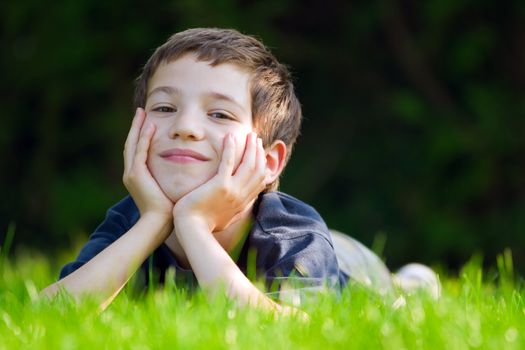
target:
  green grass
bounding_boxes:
[0,249,523,349]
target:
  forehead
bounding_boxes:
[148,54,252,106]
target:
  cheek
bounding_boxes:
[147,136,160,157]
[147,120,167,152]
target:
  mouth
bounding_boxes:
[159,148,210,164]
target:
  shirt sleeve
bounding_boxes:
[58,196,139,280]
[260,232,341,300]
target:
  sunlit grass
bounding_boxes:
[0,248,523,349]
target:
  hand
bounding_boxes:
[123,108,174,220]
[173,132,268,232]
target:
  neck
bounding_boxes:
[213,205,254,255]
[165,201,256,269]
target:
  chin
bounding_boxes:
[150,165,217,204]
[157,176,207,204]
[162,185,194,204]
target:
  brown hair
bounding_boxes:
[134,28,302,191]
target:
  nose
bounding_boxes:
[168,108,204,141]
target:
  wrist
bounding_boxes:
[173,204,210,227]
[173,213,211,239]
[142,210,172,220]
[140,212,174,239]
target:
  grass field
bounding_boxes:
[0,247,523,349]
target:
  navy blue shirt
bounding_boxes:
[60,191,342,293]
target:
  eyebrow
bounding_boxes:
[147,86,247,113]
[147,86,181,98]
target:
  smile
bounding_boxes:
[159,148,210,164]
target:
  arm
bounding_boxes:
[41,108,174,308]
[174,216,278,310]
[176,215,341,312]
[42,212,171,308]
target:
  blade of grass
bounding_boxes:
[371,231,387,260]
[0,222,16,270]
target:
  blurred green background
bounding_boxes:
[1,0,524,273]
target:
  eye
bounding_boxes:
[152,106,176,113]
[209,112,234,121]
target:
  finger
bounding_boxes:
[124,108,146,171]
[233,132,257,178]
[237,138,267,202]
[255,137,269,187]
[244,132,258,165]
[135,121,155,165]
[217,133,236,178]
[124,108,146,158]
[255,137,267,172]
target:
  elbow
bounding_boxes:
[39,282,60,300]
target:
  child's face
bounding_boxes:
[144,54,254,203]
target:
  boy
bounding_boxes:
[42,28,341,312]
[42,28,439,311]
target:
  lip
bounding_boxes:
[159,148,210,163]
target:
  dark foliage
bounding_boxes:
[1,0,524,272]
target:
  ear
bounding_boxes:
[264,140,287,185]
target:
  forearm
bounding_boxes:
[41,213,172,308]
[174,217,276,310]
